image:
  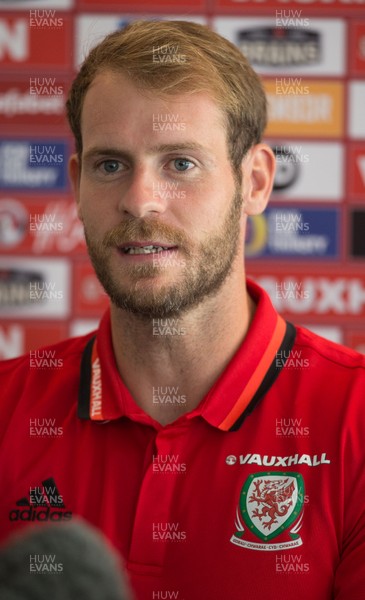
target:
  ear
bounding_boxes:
[68,153,82,220]
[241,143,276,216]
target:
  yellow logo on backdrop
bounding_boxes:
[264,80,344,137]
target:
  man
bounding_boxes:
[0,20,364,600]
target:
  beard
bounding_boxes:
[84,187,243,319]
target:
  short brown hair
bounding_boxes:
[66,19,267,173]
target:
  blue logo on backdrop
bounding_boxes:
[0,140,68,191]
[246,208,339,259]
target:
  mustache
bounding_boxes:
[103,219,191,251]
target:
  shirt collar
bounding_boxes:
[78,279,296,430]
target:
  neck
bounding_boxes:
[110,271,255,426]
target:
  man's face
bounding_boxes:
[70,70,246,319]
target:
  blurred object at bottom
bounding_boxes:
[0,518,134,600]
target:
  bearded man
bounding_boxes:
[0,20,364,600]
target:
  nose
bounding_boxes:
[117,166,167,219]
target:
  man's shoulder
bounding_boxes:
[293,323,365,372]
[0,330,96,379]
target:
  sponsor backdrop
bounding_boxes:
[0,0,364,358]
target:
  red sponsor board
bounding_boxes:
[0,196,86,256]
[78,0,206,10]
[0,78,70,131]
[348,143,365,200]
[214,0,365,13]
[349,21,365,75]
[248,267,365,323]
[73,260,109,318]
[346,330,365,353]
[0,14,72,71]
[0,322,67,360]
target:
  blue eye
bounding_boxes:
[173,158,193,171]
[102,160,120,173]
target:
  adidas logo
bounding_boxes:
[9,477,72,522]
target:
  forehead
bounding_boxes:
[80,70,228,149]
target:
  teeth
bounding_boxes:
[123,245,170,255]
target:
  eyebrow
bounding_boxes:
[82,142,209,162]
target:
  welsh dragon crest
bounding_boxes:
[231,472,305,549]
[249,477,294,530]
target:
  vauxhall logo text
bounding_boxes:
[225,453,330,467]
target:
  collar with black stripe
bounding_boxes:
[78,273,298,432]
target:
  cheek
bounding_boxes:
[175,198,224,241]
[78,180,113,225]
[172,197,212,235]
[78,197,109,240]
[188,172,230,208]
[197,183,235,225]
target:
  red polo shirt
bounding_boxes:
[0,280,364,600]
